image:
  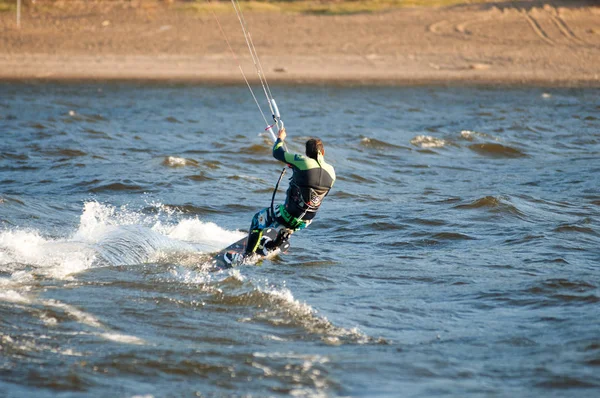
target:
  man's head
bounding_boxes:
[305,138,324,160]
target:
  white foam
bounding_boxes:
[74,201,145,243]
[43,299,104,328]
[461,130,475,140]
[0,289,31,304]
[253,352,329,362]
[410,135,446,148]
[0,229,97,279]
[40,313,58,326]
[228,269,246,282]
[165,156,188,166]
[100,332,145,345]
[460,130,498,141]
[58,348,83,356]
[168,266,214,286]
[1,335,15,344]
[258,284,374,344]
[264,334,287,342]
[163,156,198,167]
[0,229,46,263]
[2,270,34,285]
[260,285,316,317]
[156,217,244,252]
[0,333,84,357]
[76,201,242,253]
[0,201,245,285]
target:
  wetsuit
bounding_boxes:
[245,138,336,255]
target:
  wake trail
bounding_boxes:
[0,201,245,281]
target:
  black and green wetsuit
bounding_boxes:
[245,138,336,255]
[272,138,336,223]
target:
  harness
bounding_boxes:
[270,156,332,230]
[288,181,328,218]
[275,204,307,230]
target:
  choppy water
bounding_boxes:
[1,83,599,397]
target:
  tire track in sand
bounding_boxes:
[428,17,495,43]
[522,11,555,46]
[429,7,589,48]
[547,8,586,45]
[522,7,590,47]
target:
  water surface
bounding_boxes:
[1,83,599,397]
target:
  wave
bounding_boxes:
[410,135,446,148]
[238,144,272,155]
[365,221,407,231]
[1,152,29,160]
[459,130,497,141]
[337,173,376,184]
[553,223,598,236]
[0,229,97,279]
[162,156,199,168]
[1,203,380,387]
[474,278,600,309]
[330,190,390,203]
[186,173,213,182]
[193,271,378,345]
[165,116,183,124]
[526,279,597,294]
[524,279,600,306]
[88,182,149,193]
[455,196,504,209]
[430,232,475,241]
[0,195,25,206]
[43,148,88,158]
[468,143,527,158]
[149,203,218,215]
[136,264,381,349]
[503,234,546,246]
[84,128,112,140]
[454,196,526,218]
[360,137,411,151]
[0,201,244,280]
[0,165,39,172]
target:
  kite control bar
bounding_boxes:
[271,99,284,130]
[265,98,286,152]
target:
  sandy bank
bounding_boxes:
[1,1,599,86]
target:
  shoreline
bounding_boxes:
[1,1,599,87]
[1,54,598,87]
[2,71,598,88]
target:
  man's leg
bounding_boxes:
[245,207,273,255]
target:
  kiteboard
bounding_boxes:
[211,228,290,270]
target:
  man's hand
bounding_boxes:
[278,128,286,141]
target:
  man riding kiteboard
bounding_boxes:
[224,127,336,264]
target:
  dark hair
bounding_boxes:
[305,138,324,160]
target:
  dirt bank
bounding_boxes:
[0,1,599,85]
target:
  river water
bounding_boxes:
[1,83,599,397]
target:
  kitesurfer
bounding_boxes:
[225,128,336,264]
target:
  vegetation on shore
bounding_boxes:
[189,0,493,16]
[0,0,15,12]
[186,0,486,15]
[0,0,492,16]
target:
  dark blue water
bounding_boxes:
[1,83,599,397]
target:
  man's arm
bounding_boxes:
[273,128,294,164]
[272,128,313,170]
